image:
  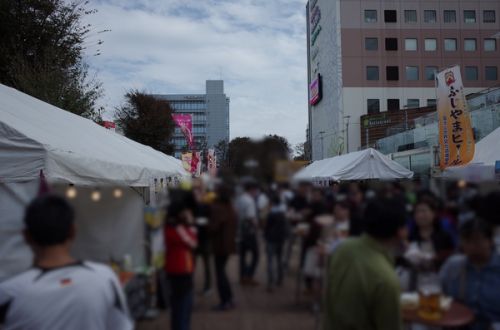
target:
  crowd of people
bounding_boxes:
[1,178,499,330]
[164,178,500,330]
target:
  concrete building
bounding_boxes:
[154,80,230,158]
[306,0,500,160]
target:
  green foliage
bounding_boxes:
[0,0,104,119]
[115,91,175,155]
[226,135,291,182]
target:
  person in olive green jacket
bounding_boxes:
[324,197,408,330]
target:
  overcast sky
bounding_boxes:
[83,0,308,146]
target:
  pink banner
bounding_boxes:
[207,149,217,177]
[172,114,194,148]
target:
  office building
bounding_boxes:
[306,0,500,160]
[154,80,230,158]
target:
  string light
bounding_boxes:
[66,185,77,199]
[113,188,123,198]
[91,189,101,202]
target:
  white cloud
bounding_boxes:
[84,0,308,145]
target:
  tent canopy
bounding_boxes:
[0,84,187,186]
[442,126,500,181]
[294,148,414,182]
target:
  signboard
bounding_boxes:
[101,121,116,131]
[172,114,194,149]
[310,74,322,105]
[207,149,217,177]
[181,152,192,172]
[436,66,475,168]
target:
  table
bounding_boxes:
[403,301,474,328]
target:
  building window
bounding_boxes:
[464,38,477,52]
[405,10,417,23]
[427,99,437,107]
[365,38,378,50]
[424,10,437,23]
[464,10,476,23]
[366,66,379,80]
[384,10,397,23]
[406,66,419,80]
[385,38,398,51]
[367,99,380,114]
[425,38,437,51]
[405,38,418,51]
[407,99,420,109]
[386,66,399,80]
[364,10,377,23]
[484,39,497,51]
[425,66,438,80]
[483,10,496,23]
[465,66,478,81]
[387,99,400,111]
[444,10,456,23]
[485,66,498,81]
[444,38,457,51]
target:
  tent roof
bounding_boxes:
[442,126,500,181]
[469,126,500,166]
[294,148,413,181]
[0,84,187,186]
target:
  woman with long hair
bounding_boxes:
[164,190,198,330]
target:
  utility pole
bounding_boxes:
[319,131,325,159]
[344,116,351,153]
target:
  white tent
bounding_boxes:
[0,84,187,280]
[0,84,186,186]
[294,148,414,182]
[442,126,500,181]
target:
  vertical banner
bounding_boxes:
[191,152,200,176]
[436,66,475,169]
[181,152,192,172]
[172,114,194,149]
[207,149,217,177]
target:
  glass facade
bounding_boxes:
[376,88,500,175]
[169,100,208,157]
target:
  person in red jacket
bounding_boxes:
[165,190,198,330]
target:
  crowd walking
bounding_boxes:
[1,178,500,330]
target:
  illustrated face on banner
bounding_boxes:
[437,66,475,168]
[172,114,194,148]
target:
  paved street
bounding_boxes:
[138,243,317,330]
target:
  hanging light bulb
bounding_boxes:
[457,179,467,189]
[113,188,123,198]
[91,189,101,202]
[66,185,77,199]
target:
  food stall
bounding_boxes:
[0,84,188,318]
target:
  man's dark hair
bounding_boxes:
[459,218,493,241]
[167,189,196,224]
[24,195,75,246]
[476,192,500,226]
[364,197,407,240]
[244,181,258,192]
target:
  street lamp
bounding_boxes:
[318,131,325,159]
[343,116,351,153]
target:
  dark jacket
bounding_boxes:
[264,208,288,244]
[209,202,237,256]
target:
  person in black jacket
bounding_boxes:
[264,194,288,292]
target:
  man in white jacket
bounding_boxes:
[0,195,133,330]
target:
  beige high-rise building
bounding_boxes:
[306,0,500,160]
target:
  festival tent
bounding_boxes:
[442,126,500,181]
[294,148,414,182]
[0,84,188,280]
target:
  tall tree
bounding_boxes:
[0,0,104,119]
[226,135,291,182]
[115,91,175,155]
[214,139,229,167]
